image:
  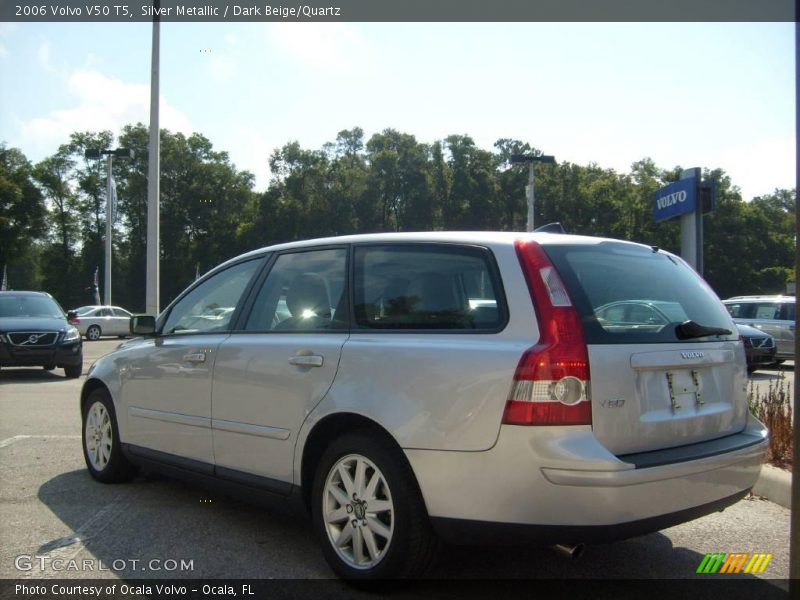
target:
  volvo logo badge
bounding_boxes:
[21,334,45,346]
[681,351,704,359]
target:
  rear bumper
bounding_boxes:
[431,490,749,545]
[405,414,767,543]
[0,341,82,367]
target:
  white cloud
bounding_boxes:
[225,126,275,190]
[209,55,237,84]
[19,69,192,155]
[268,23,369,72]
[37,40,51,70]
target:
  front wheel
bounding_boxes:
[64,364,82,378]
[311,432,438,580]
[82,389,137,483]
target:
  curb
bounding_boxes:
[752,464,792,508]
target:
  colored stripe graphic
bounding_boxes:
[697,553,773,574]
[744,554,773,574]
[697,553,726,573]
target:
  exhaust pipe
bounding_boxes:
[552,543,585,559]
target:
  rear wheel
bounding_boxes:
[311,432,438,580]
[81,388,136,483]
[86,325,102,341]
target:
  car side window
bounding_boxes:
[353,244,505,330]
[99,308,113,317]
[113,308,131,317]
[162,259,262,335]
[725,303,752,318]
[754,303,780,320]
[244,248,348,332]
[780,303,795,321]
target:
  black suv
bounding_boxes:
[0,291,83,378]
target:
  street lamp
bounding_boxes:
[84,147,134,306]
[509,153,555,232]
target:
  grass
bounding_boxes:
[748,374,794,469]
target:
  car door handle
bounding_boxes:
[288,354,324,367]
[183,353,207,363]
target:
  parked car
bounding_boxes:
[0,291,83,378]
[69,305,133,341]
[723,295,795,361]
[736,324,777,373]
[79,232,767,580]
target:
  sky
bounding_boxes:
[0,21,796,202]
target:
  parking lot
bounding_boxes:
[0,340,792,586]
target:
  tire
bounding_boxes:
[82,388,137,483]
[43,364,56,371]
[86,325,102,341]
[64,364,82,378]
[311,431,439,581]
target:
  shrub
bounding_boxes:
[748,376,793,468]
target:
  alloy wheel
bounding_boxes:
[322,453,395,570]
[85,401,113,471]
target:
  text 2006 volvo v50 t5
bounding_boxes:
[80,232,767,580]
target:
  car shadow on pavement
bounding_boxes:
[0,368,73,384]
[33,470,789,595]
[35,468,329,580]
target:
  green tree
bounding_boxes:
[0,145,47,290]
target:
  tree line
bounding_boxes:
[0,125,795,312]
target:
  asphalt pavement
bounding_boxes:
[0,340,792,588]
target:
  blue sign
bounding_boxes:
[654,178,696,222]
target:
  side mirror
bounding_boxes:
[130,315,157,336]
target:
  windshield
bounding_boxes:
[543,242,737,344]
[0,295,65,319]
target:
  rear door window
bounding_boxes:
[543,242,737,344]
[754,303,780,320]
[353,244,506,331]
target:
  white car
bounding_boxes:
[71,305,133,341]
[79,232,767,580]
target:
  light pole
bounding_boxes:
[84,147,134,306]
[510,154,555,232]
[147,1,161,317]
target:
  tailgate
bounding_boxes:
[588,342,748,455]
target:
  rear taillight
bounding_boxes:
[69,317,80,325]
[503,240,591,426]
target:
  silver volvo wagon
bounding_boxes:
[80,232,767,580]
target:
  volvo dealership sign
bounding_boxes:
[653,178,696,222]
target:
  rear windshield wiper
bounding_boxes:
[675,320,732,340]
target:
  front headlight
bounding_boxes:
[62,327,81,342]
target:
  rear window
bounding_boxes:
[543,242,737,344]
[353,244,506,331]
